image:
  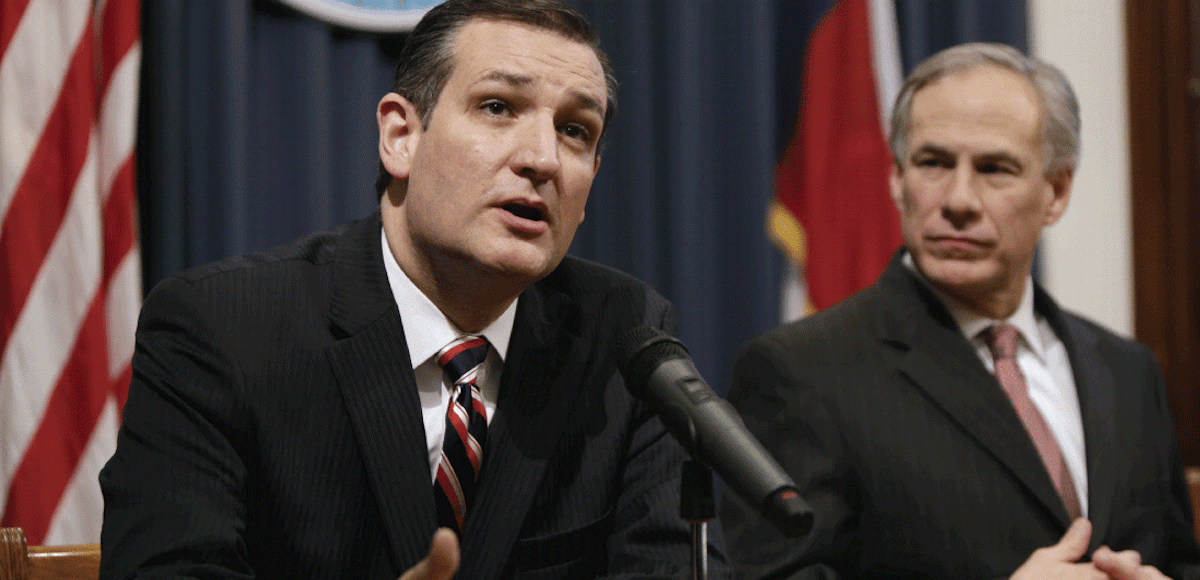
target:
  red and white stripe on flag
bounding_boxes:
[1,0,141,545]
[771,0,903,321]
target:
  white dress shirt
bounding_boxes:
[381,230,517,483]
[903,253,1088,515]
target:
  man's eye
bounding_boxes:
[978,162,1015,175]
[481,101,509,115]
[915,157,946,168]
[561,123,590,142]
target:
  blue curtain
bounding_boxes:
[137,0,1024,392]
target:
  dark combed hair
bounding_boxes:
[374,0,618,197]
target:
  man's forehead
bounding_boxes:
[450,19,605,93]
[915,66,1039,118]
[908,68,1041,152]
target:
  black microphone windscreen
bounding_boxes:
[613,325,688,398]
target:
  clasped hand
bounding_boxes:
[1012,519,1170,580]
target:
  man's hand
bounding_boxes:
[398,528,460,580]
[1093,545,1171,580]
[1011,519,1108,580]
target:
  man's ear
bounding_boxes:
[888,162,904,211]
[1044,167,1073,226]
[378,92,422,181]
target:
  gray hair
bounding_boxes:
[889,42,1080,178]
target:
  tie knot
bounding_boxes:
[437,335,489,385]
[983,323,1020,361]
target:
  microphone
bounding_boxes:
[614,325,813,538]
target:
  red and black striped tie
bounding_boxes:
[433,335,490,534]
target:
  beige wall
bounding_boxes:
[1029,0,1132,336]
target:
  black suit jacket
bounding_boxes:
[100,213,729,579]
[721,252,1199,580]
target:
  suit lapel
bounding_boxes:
[324,214,436,573]
[458,280,584,580]
[877,256,1073,526]
[1037,289,1118,546]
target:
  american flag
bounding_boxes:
[1,0,140,545]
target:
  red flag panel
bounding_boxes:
[771,0,902,314]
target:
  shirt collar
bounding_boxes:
[381,229,517,370]
[901,251,1046,360]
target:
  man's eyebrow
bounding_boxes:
[974,151,1023,164]
[907,144,1028,174]
[909,143,951,158]
[476,69,533,88]
[473,70,605,119]
[565,89,605,120]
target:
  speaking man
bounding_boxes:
[100,1,728,578]
[720,43,1200,580]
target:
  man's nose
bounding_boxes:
[513,117,561,181]
[941,165,982,229]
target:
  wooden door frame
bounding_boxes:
[1127,0,1200,464]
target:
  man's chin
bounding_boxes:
[476,244,560,283]
[918,255,996,291]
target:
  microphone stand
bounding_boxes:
[680,460,714,580]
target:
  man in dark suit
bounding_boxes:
[99,1,728,578]
[720,43,1200,580]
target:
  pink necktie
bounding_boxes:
[432,335,489,534]
[983,324,1082,520]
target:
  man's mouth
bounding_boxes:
[503,203,545,222]
[930,236,981,245]
[926,235,989,257]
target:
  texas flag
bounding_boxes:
[771,0,903,319]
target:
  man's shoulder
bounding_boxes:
[141,215,375,322]
[545,254,653,287]
[539,255,664,303]
[751,280,894,352]
[534,255,673,333]
[1054,305,1158,364]
[172,218,362,286]
[1030,280,1152,361]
